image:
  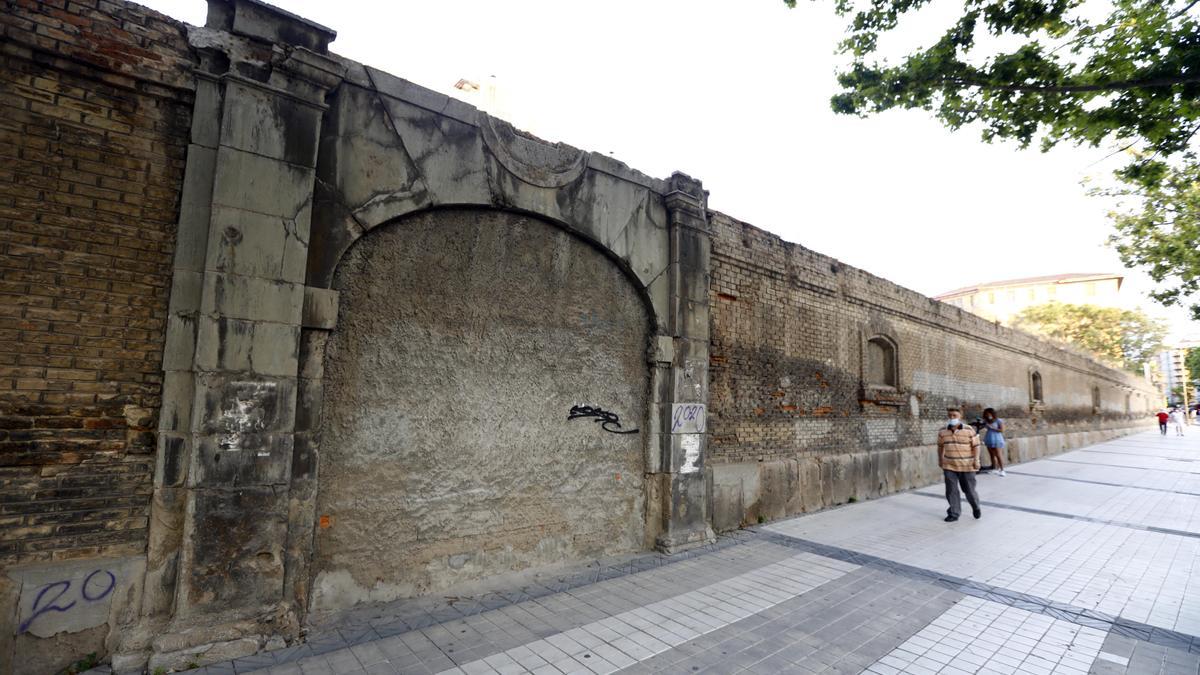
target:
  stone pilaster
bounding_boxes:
[133,1,342,670]
[654,172,716,553]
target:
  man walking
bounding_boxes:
[1170,408,1186,436]
[1157,410,1170,435]
[938,407,982,522]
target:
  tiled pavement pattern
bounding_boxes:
[436,552,856,674]
[180,428,1200,675]
[867,596,1108,675]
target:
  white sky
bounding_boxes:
[141,0,1198,340]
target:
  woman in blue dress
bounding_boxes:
[982,408,1006,476]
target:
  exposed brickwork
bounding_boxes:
[707,211,1159,465]
[0,0,195,565]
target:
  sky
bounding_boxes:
[140,0,1197,341]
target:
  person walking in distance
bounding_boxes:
[938,407,982,522]
[982,408,1006,477]
[1170,408,1186,436]
[1157,409,1170,435]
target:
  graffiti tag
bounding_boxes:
[567,405,640,435]
[670,403,706,433]
[18,569,116,634]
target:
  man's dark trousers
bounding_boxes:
[944,469,979,519]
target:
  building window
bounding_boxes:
[1030,371,1043,402]
[1125,393,1131,414]
[866,336,898,388]
[1092,386,1101,412]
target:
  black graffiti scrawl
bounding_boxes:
[567,405,640,435]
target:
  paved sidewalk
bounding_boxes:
[197,428,1200,675]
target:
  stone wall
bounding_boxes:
[310,208,652,615]
[0,0,1164,671]
[0,2,194,672]
[705,212,1159,530]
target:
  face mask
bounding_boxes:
[947,418,962,427]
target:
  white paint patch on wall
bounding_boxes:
[910,370,1026,407]
[679,434,701,474]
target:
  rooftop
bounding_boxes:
[935,272,1123,300]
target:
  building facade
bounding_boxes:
[0,1,1161,672]
[1156,342,1198,407]
[935,273,1124,324]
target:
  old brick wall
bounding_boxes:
[708,211,1157,463]
[0,0,194,569]
[706,211,1159,527]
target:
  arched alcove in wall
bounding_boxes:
[307,208,653,614]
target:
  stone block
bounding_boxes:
[797,458,823,512]
[207,204,312,283]
[176,487,288,618]
[199,272,304,325]
[211,145,315,220]
[162,313,197,371]
[141,487,187,619]
[7,556,144,642]
[191,76,222,147]
[167,269,204,315]
[214,0,335,52]
[708,479,745,532]
[190,432,293,487]
[219,78,323,167]
[646,270,670,332]
[297,329,328,380]
[376,96,491,209]
[301,286,338,330]
[294,377,322,433]
[193,373,297,437]
[149,636,261,671]
[174,145,218,273]
[158,370,195,433]
[756,459,797,521]
[194,316,300,376]
[652,335,673,364]
[155,433,189,487]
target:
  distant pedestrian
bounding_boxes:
[1170,408,1186,436]
[1157,410,1170,435]
[938,407,982,522]
[982,408,1006,477]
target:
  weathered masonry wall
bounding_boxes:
[705,212,1160,530]
[312,209,651,616]
[0,0,1162,672]
[0,2,194,673]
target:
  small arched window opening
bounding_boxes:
[866,336,898,388]
[1030,371,1043,403]
[1092,386,1101,413]
[1125,393,1131,414]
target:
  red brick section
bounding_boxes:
[0,0,195,565]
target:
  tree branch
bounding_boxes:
[1170,0,1200,20]
[942,73,1200,94]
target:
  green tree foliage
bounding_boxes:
[1107,164,1200,318]
[792,0,1200,316]
[1012,302,1167,371]
[1186,345,1200,382]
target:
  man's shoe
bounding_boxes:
[973,508,982,519]
[944,515,958,522]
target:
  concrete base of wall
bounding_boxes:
[707,425,1149,532]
